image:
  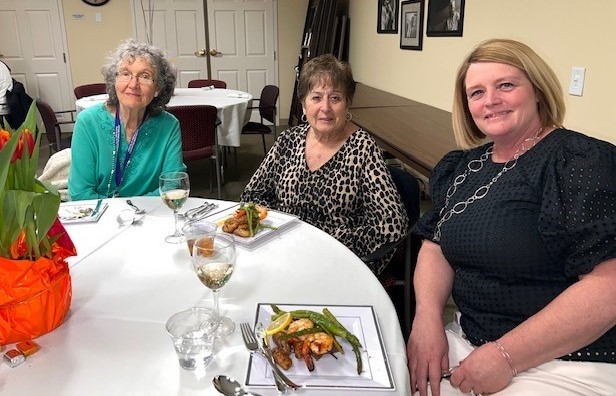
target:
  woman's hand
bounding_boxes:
[407,315,449,396]
[449,342,514,395]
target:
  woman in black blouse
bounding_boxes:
[407,39,616,396]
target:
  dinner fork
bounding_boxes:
[180,202,218,221]
[239,322,300,392]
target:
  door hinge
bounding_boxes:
[273,51,276,61]
[63,53,66,63]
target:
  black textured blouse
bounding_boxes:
[414,129,616,363]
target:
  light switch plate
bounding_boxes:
[569,67,585,96]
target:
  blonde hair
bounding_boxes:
[452,39,565,148]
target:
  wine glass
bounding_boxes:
[159,171,190,243]
[192,234,236,337]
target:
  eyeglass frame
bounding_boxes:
[115,70,156,86]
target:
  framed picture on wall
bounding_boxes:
[400,0,424,50]
[377,0,399,33]
[426,0,465,37]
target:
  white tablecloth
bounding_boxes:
[1,197,410,395]
[75,88,253,147]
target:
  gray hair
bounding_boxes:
[102,39,176,116]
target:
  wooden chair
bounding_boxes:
[241,85,279,154]
[187,79,227,89]
[167,105,222,199]
[361,165,421,338]
[36,99,76,154]
[74,83,106,99]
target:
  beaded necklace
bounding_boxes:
[433,128,543,242]
[104,109,148,198]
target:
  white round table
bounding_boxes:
[75,88,253,147]
[1,197,410,395]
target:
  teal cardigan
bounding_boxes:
[68,103,186,200]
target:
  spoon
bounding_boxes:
[212,375,263,396]
[126,199,146,214]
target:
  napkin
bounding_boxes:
[88,94,108,101]
[201,85,215,90]
[227,93,249,98]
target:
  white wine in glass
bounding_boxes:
[192,234,236,337]
[159,171,190,243]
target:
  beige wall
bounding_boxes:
[277,0,309,123]
[348,1,615,145]
[62,0,132,87]
[61,0,307,122]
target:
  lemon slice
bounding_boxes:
[265,312,292,335]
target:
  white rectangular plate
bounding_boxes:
[59,202,108,224]
[246,303,395,391]
[206,206,298,247]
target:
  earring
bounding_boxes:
[154,92,159,97]
[346,110,353,121]
[301,113,308,123]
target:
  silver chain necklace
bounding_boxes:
[433,128,543,242]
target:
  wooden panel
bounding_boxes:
[351,83,458,177]
[213,10,237,55]
[0,10,21,58]
[351,83,421,108]
[244,11,266,55]
[175,10,199,58]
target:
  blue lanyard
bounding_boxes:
[112,110,147,196]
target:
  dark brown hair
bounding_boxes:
[297,54,356,106]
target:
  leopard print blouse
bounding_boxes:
[241,123,408,275]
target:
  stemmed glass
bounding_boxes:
[192,234,236,337]
[159,171,190,243]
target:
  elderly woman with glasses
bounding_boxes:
[69,39,185,200]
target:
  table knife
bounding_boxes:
[91,199,103,217]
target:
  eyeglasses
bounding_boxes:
[116,70,155,86]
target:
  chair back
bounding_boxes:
[36,99,61,147]
[258,85,279,123]
[167,104,222,198]
[167,105,218,161]
[74,83,106,99]
[187,79,227,89]
[36,99,75,154]
[389,166,421,225]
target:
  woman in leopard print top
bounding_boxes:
[241,55,407,275]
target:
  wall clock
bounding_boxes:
[82,0,110,6]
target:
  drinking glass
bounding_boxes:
[182,220,217,256]
[165,307,219,370]
[159,171,190,243]
[192,234,236,337]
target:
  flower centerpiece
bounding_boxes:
[0,100,76,345]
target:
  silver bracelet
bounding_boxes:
[491,340,518,376]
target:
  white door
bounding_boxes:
[132,0,209,88]
[206,0,277,98]
[0,0,73,114]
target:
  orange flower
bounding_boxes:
[11,128,35,162]
[8,231,28,259]
[0,129,9,148]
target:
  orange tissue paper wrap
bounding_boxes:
[0,220,76,345]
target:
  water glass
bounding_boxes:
[181,220,217,256]
[165,307,219,370]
